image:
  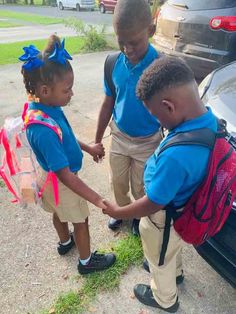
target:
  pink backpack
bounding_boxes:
[0,103,62,207]
[158,120,236,265]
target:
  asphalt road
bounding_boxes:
[0,4,113,25]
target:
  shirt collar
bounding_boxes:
[29,102,63,119]
[123,44,158,70]
[171,107,214,134]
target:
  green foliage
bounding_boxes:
[0,37,84,65]
[54,292,82,314]
[0,10,64,25]
[65,18,109,52]
[42,235,143,314]
[0,20,20,28]
[0,179,5,188]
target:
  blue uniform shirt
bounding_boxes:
[104,44,160,137]
[26,102,83,173]
[144,107,218,207]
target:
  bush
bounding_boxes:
[65,18,109,52]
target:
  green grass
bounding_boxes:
[0,36,85,65]
[41,235,143,314]
[0,10,64,25]
[0,179,5,188]
[0,20,21,28]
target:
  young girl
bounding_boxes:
[19,34,116,274]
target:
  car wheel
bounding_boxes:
[100,4,105,14]
[76,3,80,11]
[58,1,64,10]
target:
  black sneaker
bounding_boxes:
[131,219,140,236]
[108,218,123,230]
[134,284,179,312]
[57,233,75,255]
[143,259,184,285]
[78,251,116,275]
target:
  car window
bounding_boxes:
[167,0,236,10]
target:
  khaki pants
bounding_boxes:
[140,210,184,308]
[37,168,90,223]
[109,120,162,206]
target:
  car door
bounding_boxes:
[105,0,117,11]
[155,0,236,63]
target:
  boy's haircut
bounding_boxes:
[113,0,152,31]
[21,34,72,96]
[136,57,195,101]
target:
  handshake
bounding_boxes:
[97,198,121,219]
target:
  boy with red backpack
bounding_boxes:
[103,57,236,312]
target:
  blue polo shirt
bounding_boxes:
[144,107,217,207]
[104,44,160,137]
[26,102,83,173]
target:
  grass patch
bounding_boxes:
[0,20,21,28]
[43,235,143,314]
[0,179,5,188]
[0,36,85,65]
[0,10,64,25]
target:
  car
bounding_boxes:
[153,0,236,81]
[99,0,117,13]
[195,61,236,288]
[98,0,153,14]
[57,0,95,11]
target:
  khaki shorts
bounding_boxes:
[37,168,90,223]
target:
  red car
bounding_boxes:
[99,0,117,13]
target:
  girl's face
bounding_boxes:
[41,70,74,107]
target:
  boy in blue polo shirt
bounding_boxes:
[95,0,162,235]
[102,57,218,312]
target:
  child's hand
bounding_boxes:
[96,198,107,209]
[102,199,121,218]
[89,143,105,162]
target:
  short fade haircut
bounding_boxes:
[113,0,152,31]
[136,56,195,101]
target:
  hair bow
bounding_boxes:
[19,45,44,71]
[48,39,73,65]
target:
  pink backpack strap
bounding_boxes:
[23,107,62,141]
[22,105,62,206]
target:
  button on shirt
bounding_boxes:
[104,44,160,137]
[26,102,83,173]
[144,108,218,207]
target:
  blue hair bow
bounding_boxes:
[19,45,44,71]
[48,39,73,65]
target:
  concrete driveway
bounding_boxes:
[0,50,236,314]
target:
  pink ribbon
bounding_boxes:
[38,171,59,206]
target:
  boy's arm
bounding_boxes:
[95,95,115,144]
[103,196,164,219]
[56,167,105,209]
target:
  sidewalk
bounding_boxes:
[0,51,235,314]
[0,23,113,43]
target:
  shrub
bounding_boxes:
[65,18,109,52]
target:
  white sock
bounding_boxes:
[60,237,71,246]
[80,255,91,265]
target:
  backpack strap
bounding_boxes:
[157,127,216,266]
[22,106,62,206]
[158,128,216,156]
[23,109,62,141]
[104,52,121,99]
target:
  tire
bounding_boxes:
[76,3,80,11]
[100,4,105,14]
[58,1,64,10]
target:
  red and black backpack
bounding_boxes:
[158,120,236,265]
